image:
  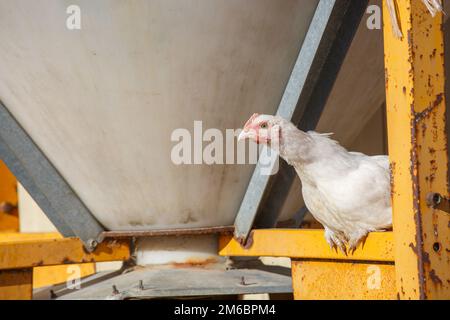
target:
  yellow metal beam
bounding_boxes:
[0,269,32,300]
[383,1,450,299]
[291,260,396,300]
[0,236,130,270]
[33,264,96,289]
[219,229,394,262]
[0,233,98,289]
[0,232,62,242]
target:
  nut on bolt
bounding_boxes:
[426,192,442,208]
[87,239,98,251]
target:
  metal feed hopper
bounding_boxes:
[0,0,373,298]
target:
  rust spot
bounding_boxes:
[409,242,418,254]
[389,162,396,198]
[62,257,76,264]
[431,48,437,59]
[422,251,431,264]
[421,122,427,138]
[407,30,413,46]
[415,93,444,122]
[384,68,389,89]
[429,269,443,285]
[34,260,44,267]
[171,257,218,269]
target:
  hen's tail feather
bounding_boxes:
[386,0,403,39]
[422,0,443,17]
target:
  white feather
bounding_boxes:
[386,0,403,39]
[266,116,392,253]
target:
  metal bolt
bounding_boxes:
[50,289,57,299]
[112,285,119,295]
[87,239,98,251]
[239,276,256,286]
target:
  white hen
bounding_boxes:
[238,114,392,253]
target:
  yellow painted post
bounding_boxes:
[291,261,396,300]
[0,160,18,232]
[383,1,450,299]
[0,269,33,300]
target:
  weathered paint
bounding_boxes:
[0,160,18,232]
[219,229,394,262]
[383,0,450,299]
[33,264,96,289]
[0,233,98,290]
[0,269,32,300]
[0,234,130,270]
[291,260,396,300]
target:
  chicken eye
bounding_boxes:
[260,123,268,129]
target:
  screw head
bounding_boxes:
[87,239,98,250]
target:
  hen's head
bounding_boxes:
[238,113,283,145]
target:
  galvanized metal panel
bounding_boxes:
[56,267,292,299]
[0,0,319,233]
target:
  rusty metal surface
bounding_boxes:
[291,260,396,300]
[0,268,33,300]
[383,0,450,299]
[55,267,292,300]
[101,226,234,239]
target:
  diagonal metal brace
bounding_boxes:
[0,101,105,251]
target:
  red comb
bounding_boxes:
[243,113,259,128]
